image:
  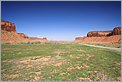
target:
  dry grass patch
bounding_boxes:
[67,64,89,71]
[53,62,64,66]
[2,74,19,80]
[14,56,66,68]
[76,64,89,69]
[2,55,67,81]
[2,43,120,81]
[83,54,94,60]
[77,77,92,81]
[53,50,67,55]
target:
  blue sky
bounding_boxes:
[1,1,121,41]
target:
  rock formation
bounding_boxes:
[28,37,48,42]
[75,27,121,44]
[113,27,121,35]
[1,20,48,43]
[1,32,29,43]
[87,27,121,37]
[18,33,29,38]
[75,37,82,40]
[1,20,16,32]
[87,31,113,37]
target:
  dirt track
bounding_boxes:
[79,43,121,52]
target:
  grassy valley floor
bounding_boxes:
[1,42,121,81]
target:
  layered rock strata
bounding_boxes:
[1,20,16,32]
[1,20,48,43]
[75,27,121,44]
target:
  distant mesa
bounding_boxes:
[18,33,29,38]
[87,30,113,37]
[87,27,121,37]
[75,27,121,44]
[1,19,121,44]
[28,37,48,42]
[1,20,48,43]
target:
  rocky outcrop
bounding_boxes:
[87,31,113,37]
[1,20,16,32]
[75,27,121,44]
[113,27,121,35]
[75,37,82,40]
[1,20,48,43]
[87,27,121,37]
[18,33,29,38]
[75,37,86,42]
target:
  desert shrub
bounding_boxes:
[4,42,11,44]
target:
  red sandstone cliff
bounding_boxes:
[75,27,121,44]
[87,31,113,37]
[1,20,48,43]
[87,27,121,37]
[113,27,121,35]
[1,20,16,32]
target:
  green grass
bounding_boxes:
[1,42,121,81]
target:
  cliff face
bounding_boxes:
[113,27,121,35]
[75,27,121,44]
[87,27,121,37]
[1,20,48,43]
[1,20,28,43]
[1,20,16,32]
[87,31,113,37]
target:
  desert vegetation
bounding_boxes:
[1,42,121,81]
[1,1,121,81]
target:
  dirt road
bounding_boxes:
[79,43,121,52]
